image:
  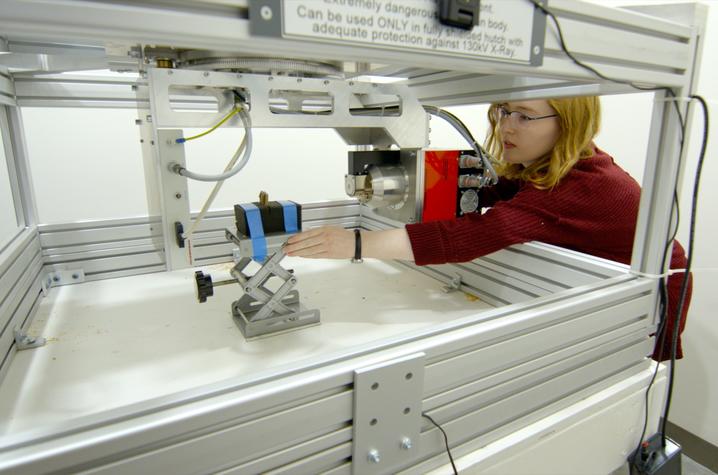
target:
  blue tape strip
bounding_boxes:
[278,200,299,234]
[240,203,267,262]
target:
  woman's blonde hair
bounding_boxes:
[485,96,601,189]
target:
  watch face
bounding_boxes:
[459,189,479,214]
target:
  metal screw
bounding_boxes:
[533,45,541,55]
[323,80,330,85]
[401,437,412,450]
[168,70,173,75]
[349,81,354,86]
[175,193,182,199]
[260,5,273,21]
[367,450,380,464]
[297,78,302,83]
[268,76,273,81]
[52,276,60,282]
[72,273,79,280]
[203,71,209,77]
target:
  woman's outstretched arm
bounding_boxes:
[284,226,415,261]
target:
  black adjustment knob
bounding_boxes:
[195,270,214,303]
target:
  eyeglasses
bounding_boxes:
[494,105,557,128]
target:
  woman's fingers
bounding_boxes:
[283,226,353,259]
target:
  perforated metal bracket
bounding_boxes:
[44,269,86,289]
[353,353,425,475]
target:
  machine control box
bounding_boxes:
[423,149,482,222]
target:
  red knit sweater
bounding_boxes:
[406,147,691,361]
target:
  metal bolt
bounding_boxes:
[52,276,60,282]
[533,45,541,55]
[175,193,182,199]
[72,273,79,280]
[367,450,380,464]
[323,80,330,85]
[168,70,173,75]
[349,81,354,86]
[297,78,302,83]
[203,71,209,77]
[401,437,412,450]
[260,5,273,20]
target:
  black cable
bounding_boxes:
[660,94,709,443]
[526,0,709,459]
[423,413,458,475]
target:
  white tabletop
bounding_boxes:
[0,257,492,436]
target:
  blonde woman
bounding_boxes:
[284,97,691,361]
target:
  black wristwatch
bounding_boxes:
[351,229,363,264]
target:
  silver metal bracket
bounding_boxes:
[353,353,424,475]
[227,230,320,339]
[442,273,462,293]
[44,269,86,289]
[14,329,46,350]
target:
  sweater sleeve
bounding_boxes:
[478,177,521,207]
[407,186,559,265]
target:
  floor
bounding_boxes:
[685,455,717,475]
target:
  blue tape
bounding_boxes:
[240,203,267,262]
[278,200,299,234]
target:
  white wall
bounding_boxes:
[20,108,349,223]
[665,1,718,449]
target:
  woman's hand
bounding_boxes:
[283,226,354,259]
